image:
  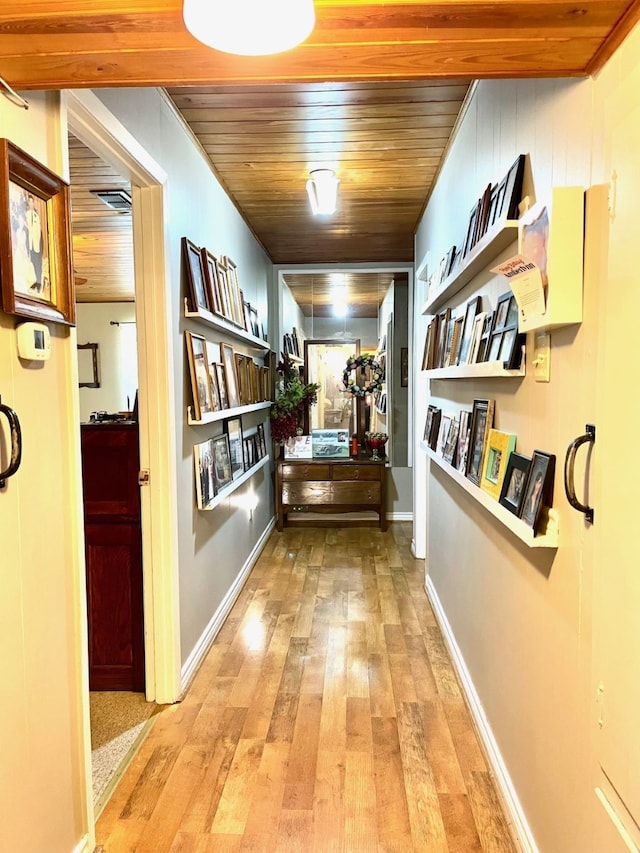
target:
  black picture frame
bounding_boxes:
[519,450,556,533]
[182,237,210,313]
[211,433,234,492]
[465,398,495,485]
[224,416,245,479]
[486,291,525,369]
[424,404,441,450]
[498,153,526,221]
[499,452,531,515]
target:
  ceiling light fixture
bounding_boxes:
[306,169,340,216]
[183,0,315,56]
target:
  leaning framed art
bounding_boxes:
[465,398,495,486]
[0,139,75,325]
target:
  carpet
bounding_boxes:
[90,691,157,812]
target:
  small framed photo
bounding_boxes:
[465,399,495,485]
[214,362,230,409]
[499,153,526,221]
[212,434,234,492]
[457,296,482,366]
[243,435,255,469]
[442,417,460,466]
[201,248,223,316]
[499,452,531,516]
[486,291,525,369]
[480,429,517,500]
[256,423,267,458]
[1,139,75,325]
[423,404,441,450]
[220,342,240,408]
[519,450,556,532]
[185,331,215,420]
[193,438,217,510]
[284,434,313,459]
[224,416,245,479]
[455,410,472,473]
[182,237,210,313]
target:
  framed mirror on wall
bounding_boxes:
[303,339,360,436]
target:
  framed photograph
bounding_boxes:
[185,331,215,420]
[78,342,100,388]
[211,434,234,492]
[224,257,243,327]
[214,362,229,409]
[1,139,75,325]
[499,452,531,516]
[455,410,472,473]
[436,412,454,456]
[499,153,526,221]
[284,434,313,459]
[400,346,409,386]
[243,435,255,469]
[224,416,245,479]
[480,429,517,499]
[467,312,487,365]
[435,307,451,368]
[442,417,460,466]
[519,450,556,532]
[423,404,440,449]
[201,248,222,316]
[465,399,495,485]
[257,423,267,458]
[216,260,232,320]
[486,291,525,369]
[220,342,240,408]
[193,438,217,510]
[457,296,482,366]
[182,236,209,313]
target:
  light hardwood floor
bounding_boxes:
[96,523,517,852]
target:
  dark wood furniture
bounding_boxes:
[81,422,145,692]
[275,456,387,531]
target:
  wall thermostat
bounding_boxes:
[17,322,51,361]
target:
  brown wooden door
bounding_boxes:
[81,423,144,691]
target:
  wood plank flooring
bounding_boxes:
[96,523,516,852]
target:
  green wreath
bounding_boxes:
[342,354,384,397]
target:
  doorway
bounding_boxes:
[65,88,181,835]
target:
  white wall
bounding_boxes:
[94,89,274,668]
[76,302,137,421]
[0,94,91,853]
[413,29,640,853]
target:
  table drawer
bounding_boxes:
[333,466,381,482]
[282,481,333,505]
[331,482,381,504]
[280,463,331,481]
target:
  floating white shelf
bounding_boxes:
[420,442,559,549]
[287,354,304,365]
[184,299,270,351]
[421,219,520,316]
[199,455,270,511]
[188,400,271,426]
[423,359,525,380]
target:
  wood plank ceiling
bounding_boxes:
[12,0,640,294]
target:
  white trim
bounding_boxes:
[71,836,91,853]
[425,575,537,853]
[388,511,413,521]
[65,88,182,708]
[180,518,276,692]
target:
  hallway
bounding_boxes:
[95,523,516,852]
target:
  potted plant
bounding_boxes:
[270,352,319,447]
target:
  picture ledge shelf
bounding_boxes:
[422,358,526,380]
[199,455,270,512]
[188,400,271,426]
[420,442,559,549]
[421,219,519,316]
[288,354,304,365]
[184,298,270,351]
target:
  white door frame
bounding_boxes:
[64,89,182,706]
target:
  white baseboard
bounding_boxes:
[71,835,91,853]
[181,518,275,692]
[388,511,413,521]
[425,575,538,853]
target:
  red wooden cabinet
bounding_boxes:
[81,423,144,692]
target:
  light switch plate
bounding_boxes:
[533,332,550,382]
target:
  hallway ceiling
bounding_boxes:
[36,0,640,287]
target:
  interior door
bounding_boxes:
[592,99,640,844]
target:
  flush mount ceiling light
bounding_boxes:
[306,169,340,216]
[183,0,315,56]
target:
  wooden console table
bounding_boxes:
[275,456,387,531]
